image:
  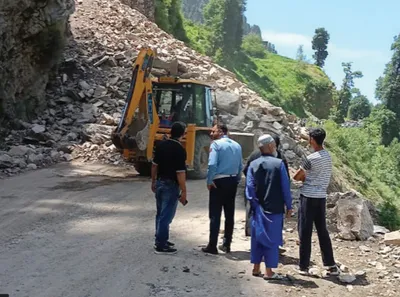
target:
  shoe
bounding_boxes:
[218,244,231,253]
[154,246,177,255]
[325,265,341,276]
[279,246,286,254]
[154,241,175,249]
[295,267,311,276]
[201,246,218,255]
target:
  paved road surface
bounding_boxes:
[0,163,282,297]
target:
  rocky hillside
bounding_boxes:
[0,0,309,178]
[181,0,208,23]
[0,0,75,126]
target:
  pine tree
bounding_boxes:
[331,62,363,123]
[312,28,330,68]
[375,34,400,144]
[204,0,245,62]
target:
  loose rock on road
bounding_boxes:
[0,163,398,297]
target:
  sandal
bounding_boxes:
[263,273,286,281]
[252,271,264,277]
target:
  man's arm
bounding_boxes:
[176,148,187,202]
[151,146,160,193]
[206,142,218,186]
[280,162,293,216]
[245,165,257,202]
[293,156,311,182]
[280,152,290,180]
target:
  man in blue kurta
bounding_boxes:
[246,134,293,280]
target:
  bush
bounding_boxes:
[323,118,400,230]
[379,200,400,230]
[241,33,267,58]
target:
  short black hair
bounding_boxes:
[272,135,280,147]
[217,123,228,135]
[171,121,186,139]
[309,127,326,145]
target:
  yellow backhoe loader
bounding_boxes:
[111,47,255,178]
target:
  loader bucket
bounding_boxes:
[228,132,256,159]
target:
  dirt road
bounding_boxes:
[0,163,396,297]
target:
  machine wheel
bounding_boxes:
[187,133,211,180]
[134,161,151,176]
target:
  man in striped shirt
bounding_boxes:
[293,127,340,276]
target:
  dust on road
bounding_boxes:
[0,163,382,297]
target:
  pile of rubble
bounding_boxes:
[0,0,309,178]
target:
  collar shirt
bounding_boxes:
[207,135,243,185]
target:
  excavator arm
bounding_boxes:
[111,48,159,159]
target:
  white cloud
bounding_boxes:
[261,31,311,48]
[261,30,384,60]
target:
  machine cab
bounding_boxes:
[152,78,214,128]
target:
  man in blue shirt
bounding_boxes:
[202,123,243,255]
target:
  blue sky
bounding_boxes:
[245,0,400,104]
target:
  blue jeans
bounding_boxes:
[155,180,179,249]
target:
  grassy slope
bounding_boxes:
[184,19,332,117]
[183,20,400,228]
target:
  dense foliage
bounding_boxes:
[375,34,400,145]
[330,62,363,123]
[323,114,400,229]
[203,0,245,63]
[155,0,188,42]
[348,94,371,121]
[312,28,330,68]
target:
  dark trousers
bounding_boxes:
[298,195,335,270]
[155,180,179,249]
[208,177,238,248]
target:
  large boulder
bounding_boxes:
[81,124,114,145]
[328,191,375,241]
[215,90,241,116]
[384,230,400,246]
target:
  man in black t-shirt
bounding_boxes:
[151,122,188,255]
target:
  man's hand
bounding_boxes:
[151,180,156,193]
[286,209,293,218]
[207,182,217,191]
[179,190,187,204]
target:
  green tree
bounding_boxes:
[168,0,189,42]
[375,34,400,144]
[312,28,330,68]
[154,0,188,42]
[242,33,267,58]
[366,105,398,146]
[204,0,245,62]
[348,94,371,120]
[304,79,335,119]
[296,45,306,61]
[332,62,363,123]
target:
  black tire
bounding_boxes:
[187,133,211,180]
[134,162,151,176]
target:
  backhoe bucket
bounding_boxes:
[228,132,256,159]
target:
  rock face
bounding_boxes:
[0,0,75,124]
[328,191,375,241]
[181,0,209,23]
[120,0,155,20]
[0,0,318,182]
